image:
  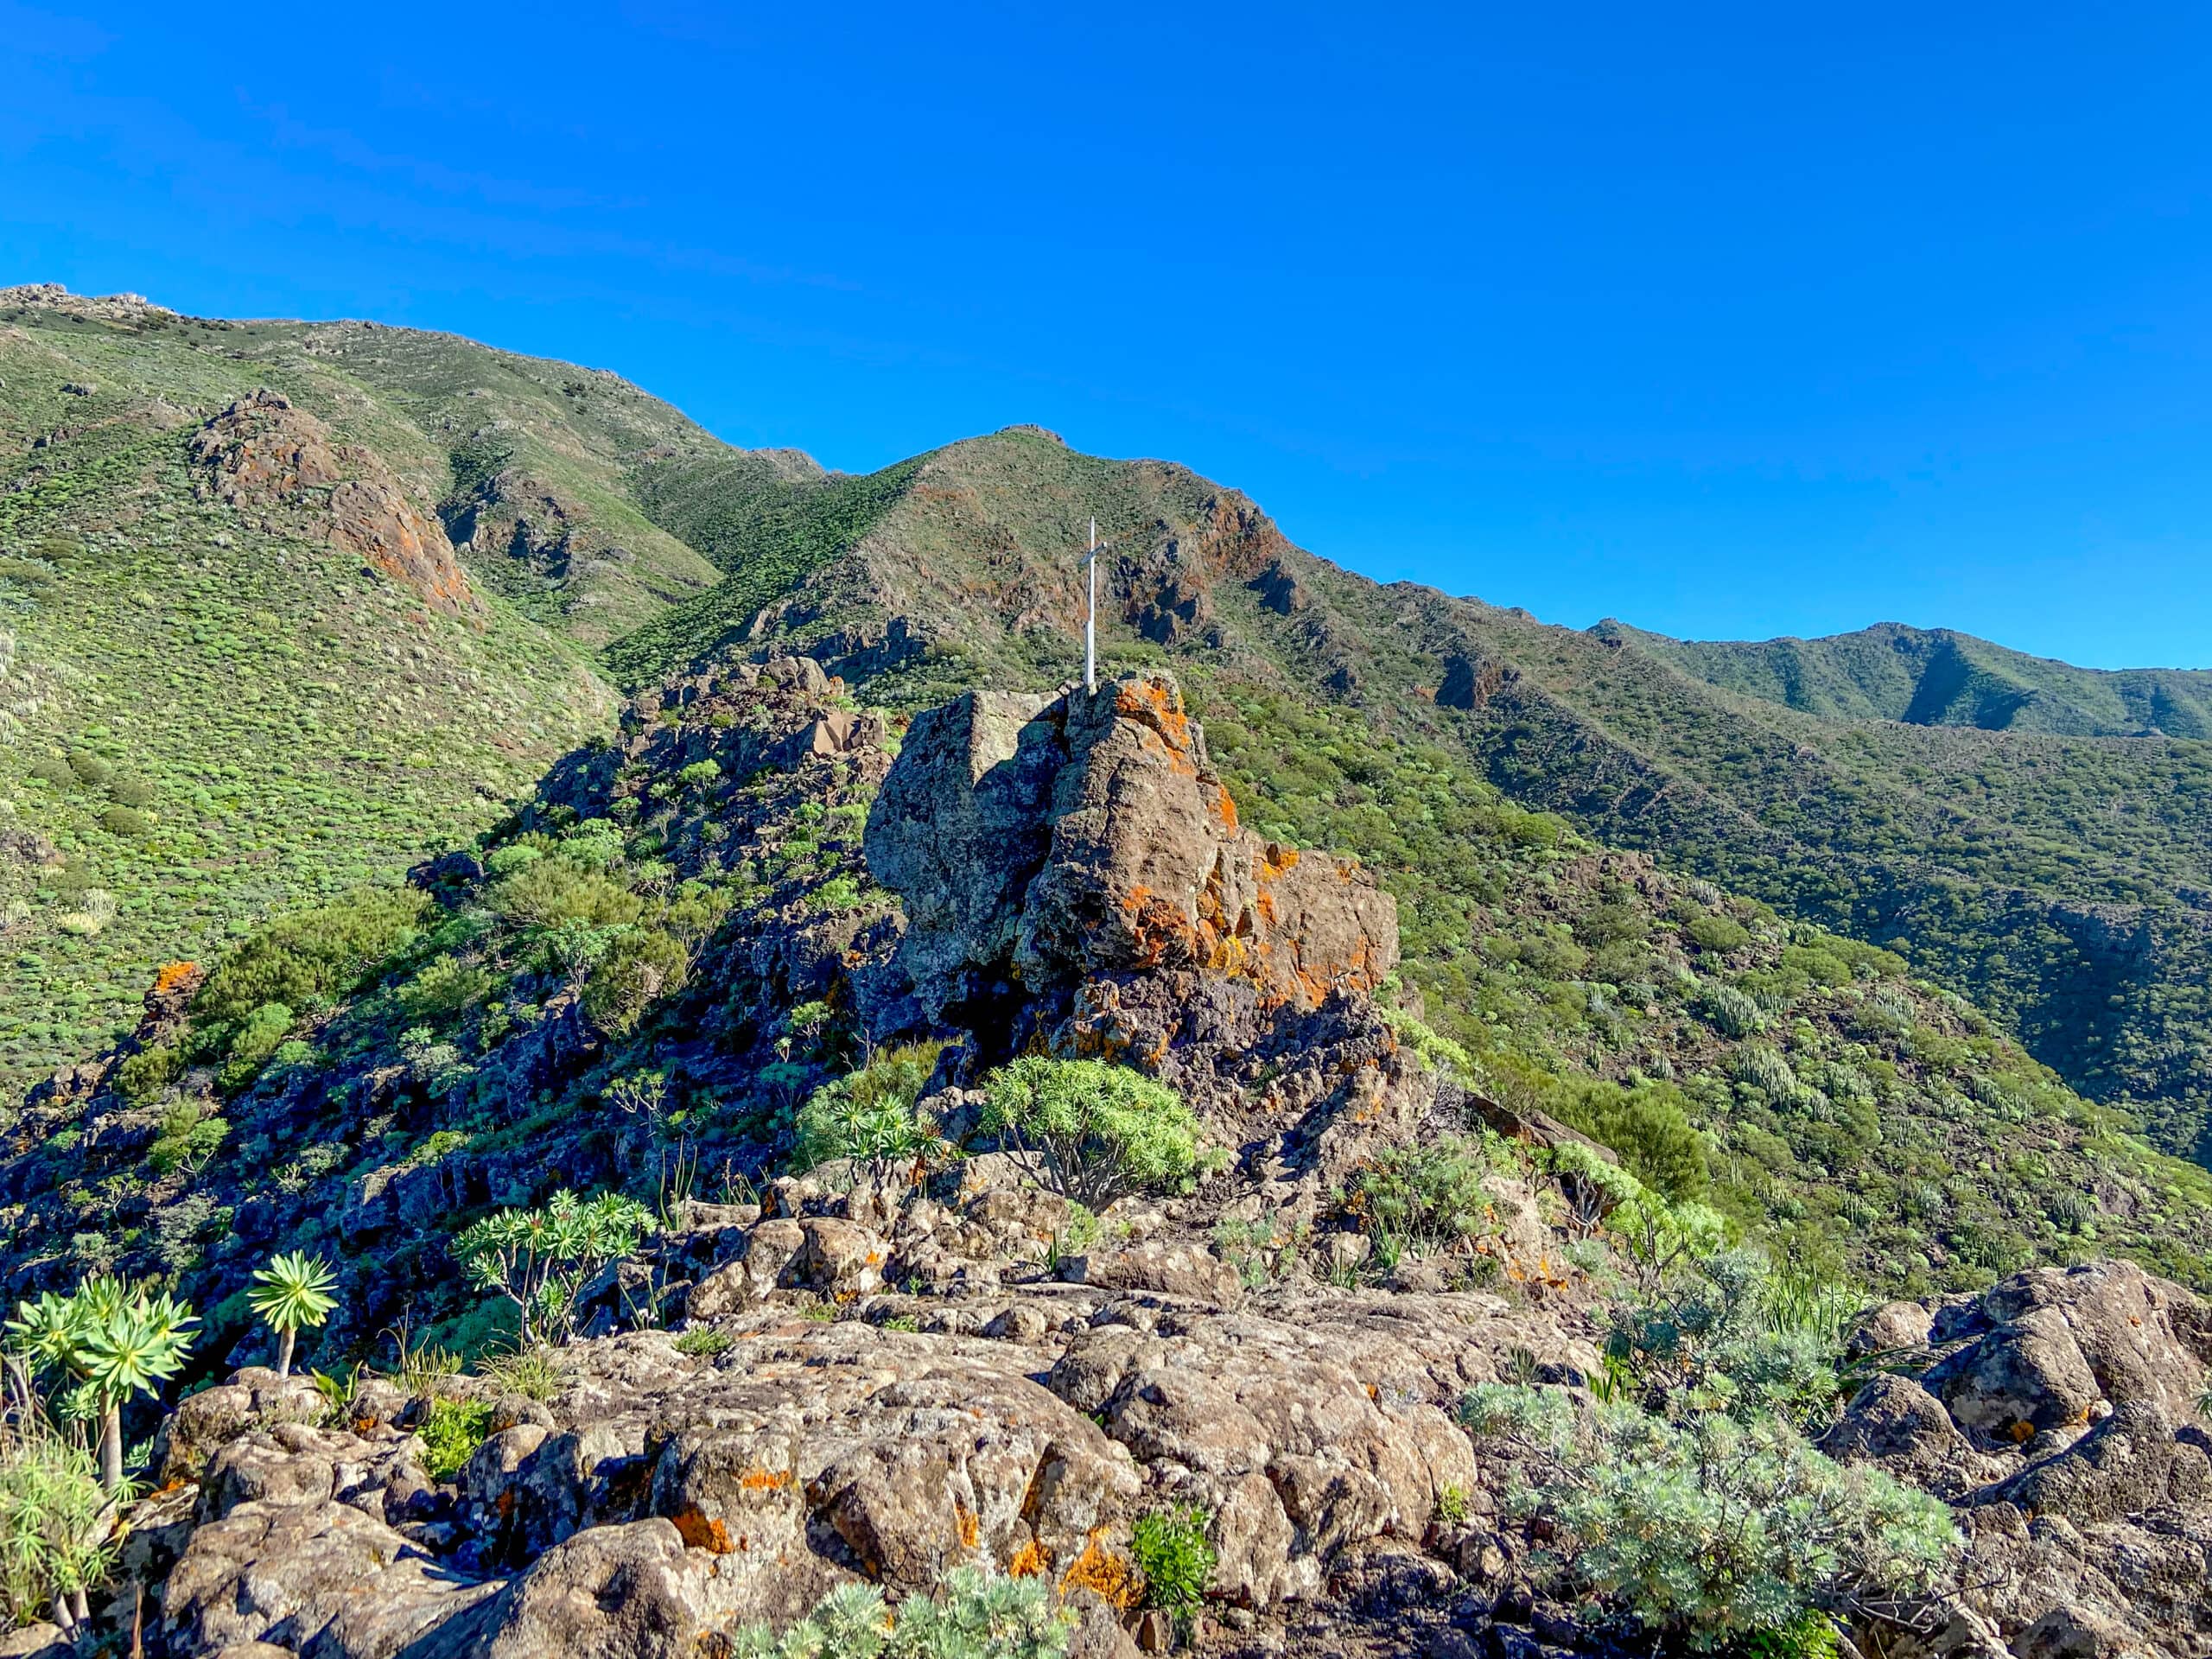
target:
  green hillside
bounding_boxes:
[12,284,2212,1185]
[1608,618,2212,737]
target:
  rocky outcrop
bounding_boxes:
[868,673,1397,1027]
[1819,1261,2212,1657]
[190,391,478,615]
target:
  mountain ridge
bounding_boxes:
[10,283,2212,1173]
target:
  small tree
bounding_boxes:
[454,1189,653,1347]
[7,1279,197,1491]
[248,1251,339,1377]
[979,1058,1200,1208]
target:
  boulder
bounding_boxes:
[1926,1262,2212,1448]
[162,1499,499,1659]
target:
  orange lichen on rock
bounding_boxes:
[1007,1537,1053,1578]
[671,1507,736,1554]
[151,960,200,996]
[1060,1529,1141,1611]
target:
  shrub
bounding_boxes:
[148,1101,229,1175]
[98,806,151,839]
[454,1188,654,1347]
[218,1001,296,1090]
[1131,1503,1217,1615]
[195,888,429,1024]
[417,1397,494,1481]
[1460,1385,1955,1646]
[793,1041,949,1182]
[0,1413,118,1635]
[397,957,494,1027]
[730,1567,1071,1658]
[979,1058,1200,1207]
[112,1044,184,1107]
[581,925,690,1034]
[1351,1135,1501,1254]
[1688,913,1751,953]
[1560,1081,1710,1203]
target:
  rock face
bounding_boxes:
[868,673,1397,1027]
[190,390,478,615]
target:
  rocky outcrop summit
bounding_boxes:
[868,674,1397,1030]
[190,390,478,614]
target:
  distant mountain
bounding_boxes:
[9,284,2212,1173]
[1600,619,2212,737]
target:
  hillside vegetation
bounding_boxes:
[11,284,2212,1191]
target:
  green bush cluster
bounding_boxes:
[1130,1503,1217,1617]
[792,1041,948,1181]
[1461,1384,1955,1648]
[417,1397,495,1481]
[728,1566,1071,1659]
[979,1058,1201,1207]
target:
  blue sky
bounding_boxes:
[5,3,2209,668]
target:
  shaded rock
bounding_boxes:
[1820,1373,2009,1500]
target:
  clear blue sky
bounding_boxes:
[6,3,2209,668]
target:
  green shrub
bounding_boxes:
[730,1567,1071,1658]
[1131,1503,1217,1615]
[417,1397,494,1480]
[1558,1081,1710,1203]
[397,957,494,1027]
[581,925,690,1034]
[148,1101,230,1175]
[112,1044,184,1107]
[212,1002,297,1092]
[1351,1135,1501,1254]
[793,1041,948,1179]
[195,888,429,1024]
[1688,913,1751,953]
[98,806,151,839]
[1460,1385,1955,1645]
[107,776,156,810]
[979,1058,1200,1207]
[0,1414,119,1634]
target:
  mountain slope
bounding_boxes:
[12,286,2212,1177]
[1601,619,2212,737]
[626,425,2212,1161]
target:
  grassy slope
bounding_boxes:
[0,299,620,1099]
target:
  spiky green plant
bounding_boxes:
[6,1279,196,1491]
[248,1251,340,1378]
[0,1409,119,1635]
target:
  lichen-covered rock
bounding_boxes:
[1925,1262,2212,1449]
[868,674,1397,1025]
[189,391,478,615]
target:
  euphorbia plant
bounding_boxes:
[248,1251,339,1377]
[6,1278,197,1491]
